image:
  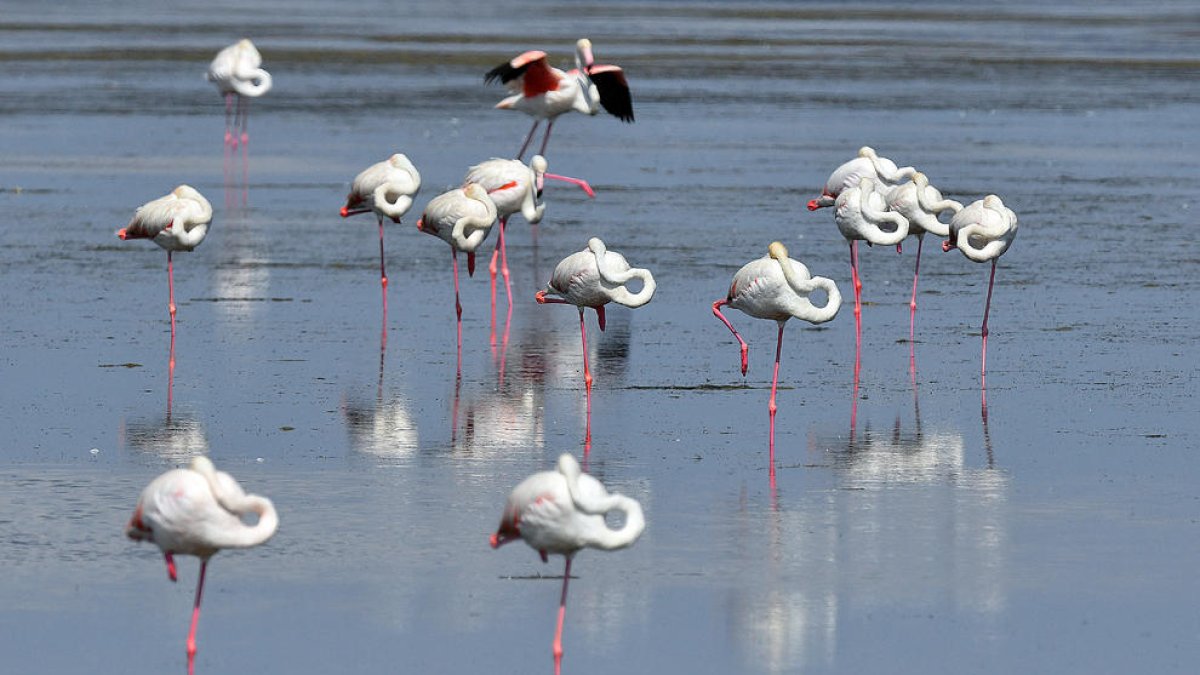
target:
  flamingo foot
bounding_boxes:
[740,343,749,376]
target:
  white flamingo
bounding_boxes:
[807,146,916,211]
[340,153,422,312]
[206,39,272,148]
[886,172,963,341]
[834,176,910,347]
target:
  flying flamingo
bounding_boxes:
[340,153,422,314]
[885,172,963,342]
[942,195,1018,398]
[712,242,842,476]
[535,238,655,446]
[126,456,278,675]
[833,175,910,350]
[463,155,595,341]
[118,185,213,338]
[206,39,272,149]
[807,146,916,211]
[416,184,498,372]
[485,38,634,160]
[490,453,645,675]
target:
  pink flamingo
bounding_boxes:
[807,146,916,211]
[117,185,213,339]
[206,39,272,149]
[485,39,633,160]
[491,453,645,675]
[713,242,842,476]
[885,172,963,342]
[416,184,498,372]
[535,238,655,446]
[126,456,278,675]
[942,195,1018,398]
[340,153,422,313]
[464,155,595,341]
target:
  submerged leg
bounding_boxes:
[768,322,785,477]
[186,560,208,675]
[517,120,540,160]
[712,299,749,376]
[552,557,573,675]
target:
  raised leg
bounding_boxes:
[909,234,924,344]
[981,259,996,388]
[378,217,389,314]
[453,250,463,377]
[186,560,208,675]
[163,552,177,582]
[538,119,556,158]
[517,120,540,160]
[167,251,177,338]
[768,322,785,477]
[543,173,595,198]
[552,557,573,675]
[712,299,749,375]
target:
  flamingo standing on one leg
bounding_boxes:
[485,38,634,160]
[536,238,655,449]
[833,176,910,348]
[206,39,272,149]
[416,184,498,374]
[126,456,278,675]
[340,153,422,314]
[942,195,1018,403]
[885,172,963,343]
[712,242,842,476]
[118,185,213,339]
[807,146,916,212]
[464,155,595,343]
[490,453,645,675]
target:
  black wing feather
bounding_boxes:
[484,61,529,85]
[590,70,635,123]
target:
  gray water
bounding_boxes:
[2,1,1199,673]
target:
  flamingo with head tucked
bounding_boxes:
[536,237,655,425]
[206,39,272,148]
[118,185,213,339]
[416,184,498,371]
[490,453,645,675]
[713,242,842,475]
[885,172,963,341]
[833,176,910,348]
[126,456,278,675]
[485,38,634,160]
[340,153,422,313]
[807,146,916,211]
[942,195,1018,394]
[463,155,594,336]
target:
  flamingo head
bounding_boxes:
[489,511,521,549]
[575,38,595,71]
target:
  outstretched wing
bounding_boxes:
[588,65,634,122]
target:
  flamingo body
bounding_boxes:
[417,183,498,255]
[886,172,962,238]
[118,185,212,252]
[808,146,916,210]
[943,195,1018,262]
[206,39,272,97]
[541,237,656,310]
[834,176,910,246]
[342,153,421,223]
[465,156,546,224]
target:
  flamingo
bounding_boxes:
[712,242,842,476]
[416,184,498,371]
[833,175,910,349]
[126,456,278,675]
[807,146,916,211]
[535,238,655,443]
[485,38,634,160]
[490,453,645,675]
[206,39,272,149]
[463,155,595,340]
[340,153,422,313]
[885,172,963,342]
[118,185,213,338]
[942,195,1018,395]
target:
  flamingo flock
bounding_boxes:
[115,37,1021,675]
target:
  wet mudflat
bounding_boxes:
[2,1,1199,673]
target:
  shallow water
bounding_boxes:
[2,1,1199,673]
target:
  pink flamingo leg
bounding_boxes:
[543,173,595,198]
[167,251,177,338]
[453,250,463,377]
[538,119,556,158]
[167,330,176,419]
[223,93,234,146]
[578,308,593,420]
[768,322,785,477]
[552,557,573,675]
[909,235,923,344]
[981,259,996,390]
[712,299,749,376]
[239,96,250,147]
[163,552,177,582]
[849,240,862,348]
[378,217,388,313]
[186,559,208,675]
[239,98,249,206]
[517,120,540,160]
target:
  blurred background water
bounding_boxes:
[2,1,1199,673]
